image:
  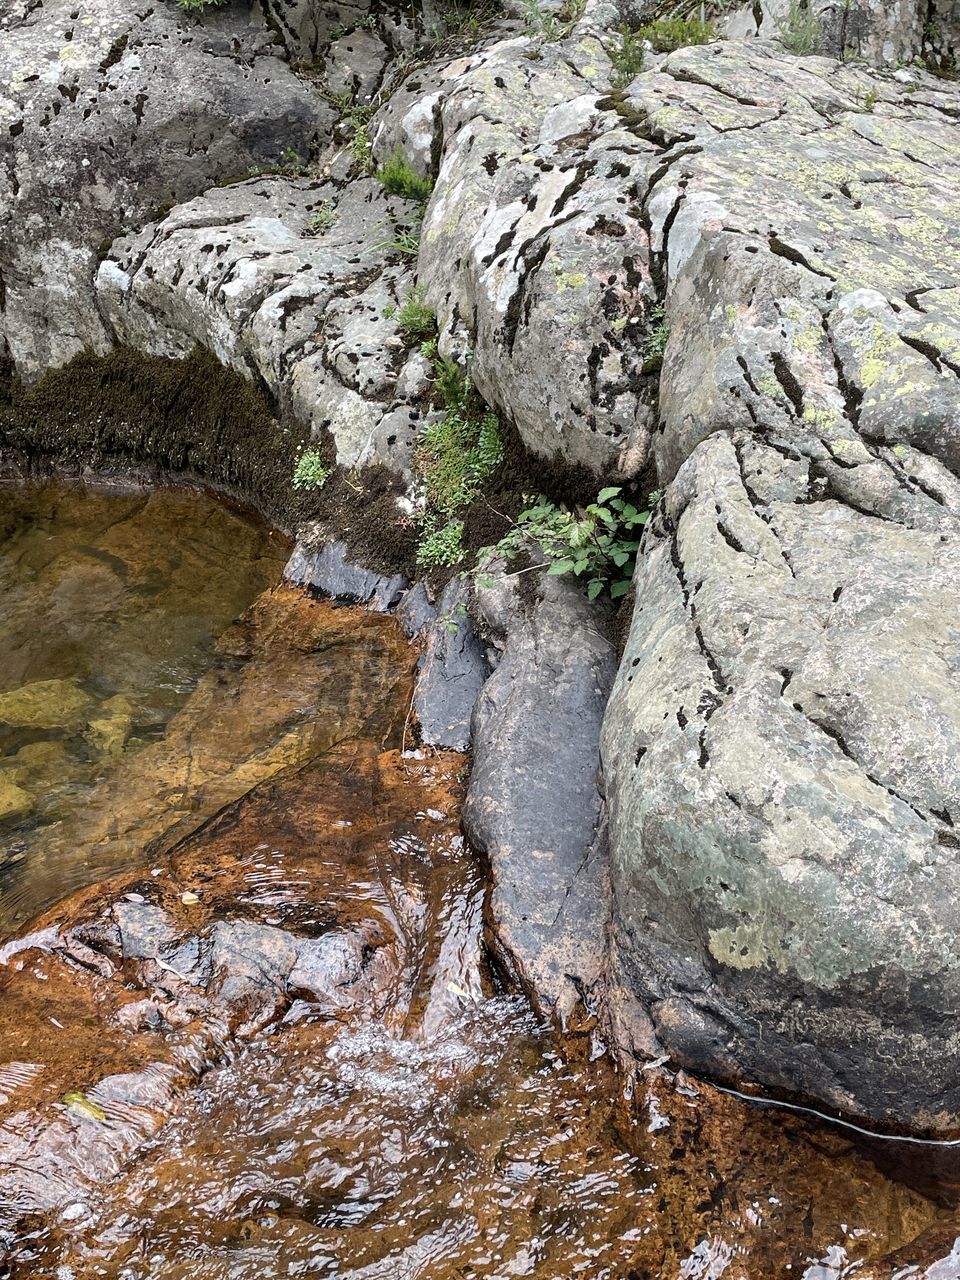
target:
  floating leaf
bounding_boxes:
[63,1090,106,1122]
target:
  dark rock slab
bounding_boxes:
[463,567,615,1027]
[285,539,407,611]
[412,580,489,752]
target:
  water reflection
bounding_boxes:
[0,487,956,1278]
[0,482,288,930]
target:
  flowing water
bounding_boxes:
[0,483,957,1279]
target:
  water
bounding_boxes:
[0,484,955,1278]
[0,481,289,932]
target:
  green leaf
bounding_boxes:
[573,557,590,575]
[610,579,632,598]
[611,550,631,567]
[546,559,576,575]
[63,1090,106,1122]
[587,579,605,600]
[597,486,622,503]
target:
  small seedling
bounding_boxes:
[376,151,434,204]
[292,447,332,491]
[308,202,337,235]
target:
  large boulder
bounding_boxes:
[96,171,432,471]
[602,45,960,1130]
[0,0,328,380]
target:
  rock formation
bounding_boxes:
[3,0,960,1140]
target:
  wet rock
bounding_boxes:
[396,582,437,639]
[208,920,299,1035]
[0,778,33,823]
[464,565,615,1025]
[112,902,178,963]
[411,580,488,752]
[0,0,327,380]
[0,677,92,731]
[285,534,408,609]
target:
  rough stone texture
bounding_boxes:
[721,0,960,68]
[601,46,960,1130]
[375,28,661,477]
[285,530,408,608]
[96,172,432,472]
[463,566,616,1026]
[0,0,328,380]
[410,579,489,752]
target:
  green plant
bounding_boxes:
[775,0,822,54]
[375,226,422,257]
[861,85,878,110]
[352,123,373,171]
[414,355,504,569]
[487,486,661,600]
[396,286,436,342]
[520,0,585,40]
[176,0,226,10]
[640,302,670,373]
[308,201,337,235]
[610,28,645,88]
[376,151,434,204]
[635,16,714,52]
[417,518,466,569]
[292,447,332,491]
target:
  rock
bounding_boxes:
[602,46,960,1131]
[0,778,33,824]
[0,0,328,380]
[96,174,432,472]
[463,565,615,1025]
[112,902,178,962]
[411,580,488,751]
[285,534,408,609]
[208,919,299,1034]
[720,0,959,67]
[390,29,659,477]
[0,677,92,731]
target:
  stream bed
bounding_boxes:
[0,484,955,1278]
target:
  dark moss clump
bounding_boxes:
[0,346,315,530]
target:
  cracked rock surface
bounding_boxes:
[0,0,328,380]
[599,47,960,1130]
[4,0,960,1134]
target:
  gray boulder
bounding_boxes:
[0,0,328,380]
[464,566,615,1026]
[602,46,960,1130]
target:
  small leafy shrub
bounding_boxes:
[176,0,226,10]
[640,302,670,373]
[775,0,821,54]
[376,151,434,204]
[520,0,585,40]
[417,518,466,569]
[487,486,661,600]
[396,286,436,342]
[308,202,337,235]
[636,16,714,52]
[292,447,332,491]
[611,28,645,87]
[414,356,504,570]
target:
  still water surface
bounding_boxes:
[0,484,955,1279]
